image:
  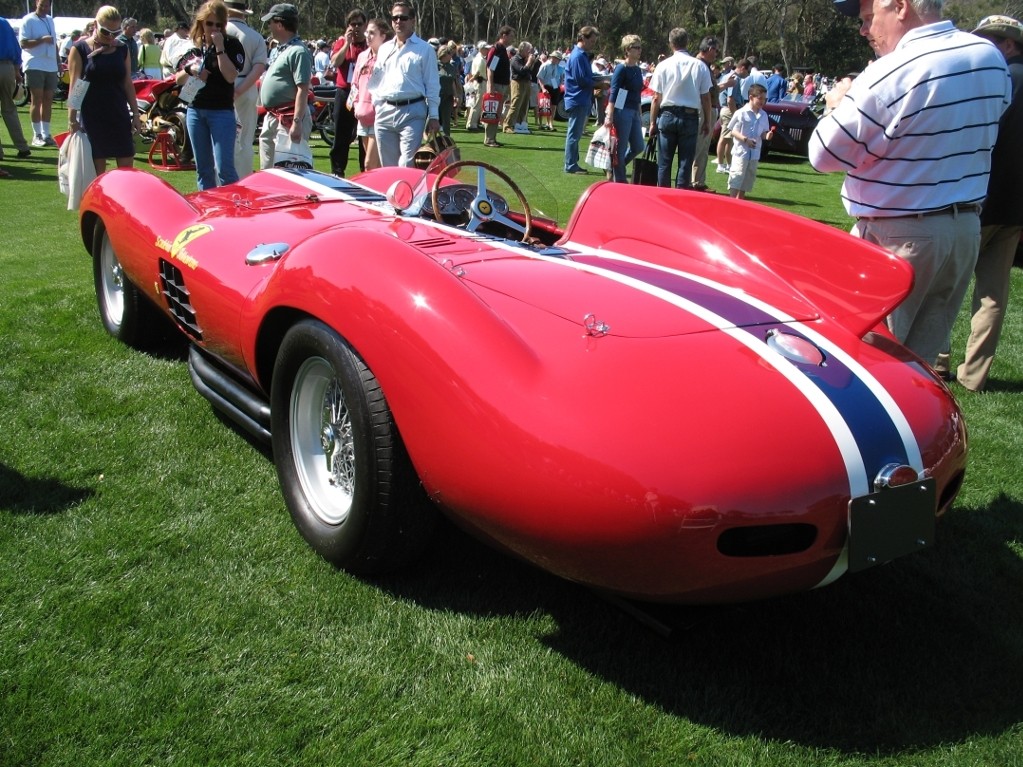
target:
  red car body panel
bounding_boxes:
[78,165,967,604]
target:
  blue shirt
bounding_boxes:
[609,62,643,111]
[766,72,786,103]
[0,18,21,63]
[563,45,594,110]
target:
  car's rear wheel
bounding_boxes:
[271,320,437,573]
[92,223,162,348]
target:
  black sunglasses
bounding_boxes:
[391,14,412,21]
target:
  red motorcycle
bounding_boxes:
[134,76,192,162]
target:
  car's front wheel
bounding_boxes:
[270,320,437,573]
[92,223,162,348]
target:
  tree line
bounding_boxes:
[5,0,1021,76]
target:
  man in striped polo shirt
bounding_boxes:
[809,0,1011,370]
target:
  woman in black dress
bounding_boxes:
[66,5,141,175]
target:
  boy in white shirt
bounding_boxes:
[726,83,771,199]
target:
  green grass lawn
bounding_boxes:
[2,111,1023,767]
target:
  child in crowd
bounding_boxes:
[726,83,771,199]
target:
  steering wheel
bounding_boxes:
[430,160,533,242]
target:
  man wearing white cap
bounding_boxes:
[226,0,267,178]
[464,40,489,130]
[809,0,1011,370]
[536,49,563,131]
[949,15,1023,390]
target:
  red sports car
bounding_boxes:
[78,150,967,604]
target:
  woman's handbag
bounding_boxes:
[585,125,613,171]
[631,136,658,186]
[537,91,551,117]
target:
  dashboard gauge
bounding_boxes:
[454,187,475,211]
[489,193,509,215]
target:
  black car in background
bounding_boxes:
[761,97,821,160]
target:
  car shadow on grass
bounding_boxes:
[0,462,95,515]
[371,495,1023,755]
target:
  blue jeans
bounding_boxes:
[187,107,239,190]
[612,107,645,183]
[656,110,699,188]
[563,99,591,172]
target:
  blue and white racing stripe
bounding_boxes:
[551,245,924,499]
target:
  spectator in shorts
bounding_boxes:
[19,0,60,147]
[536,49,563,131]
[727,82,770,199]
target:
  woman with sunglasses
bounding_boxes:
[604,35,646,183]
[66,5,142,176]
[175,0,245,189]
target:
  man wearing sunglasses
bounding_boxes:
[370,1,439,167]
[18,0,59,147]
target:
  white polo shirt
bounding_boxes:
[809,21,1010,218]
[648,49,710,109]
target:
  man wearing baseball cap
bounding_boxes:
[463,40,489,131]
[259,3,315,168]
[947,15,1023,390]
[809,0,1010,371]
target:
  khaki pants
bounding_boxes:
[0,61,30,154]
[233,85,259,179]
[484,83,508,144]
[957,224,1022,390]
[504,79,530,130]
[852,208,980,367]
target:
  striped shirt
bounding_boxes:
[808,21,1010,218]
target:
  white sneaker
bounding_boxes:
[716,163,729,174]
[31,135,45,147]
[514,123,531,134]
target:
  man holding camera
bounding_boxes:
[328,8,368,176]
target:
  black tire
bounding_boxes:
[92,222,163,348]
[555,98,598,122]
[162,110,193,163]
[270,320,437,573]
[318,112,335,146]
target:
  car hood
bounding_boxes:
[457,244,820,339]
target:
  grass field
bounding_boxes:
[2,110,1023,767]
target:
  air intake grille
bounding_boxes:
[159,259,202,340]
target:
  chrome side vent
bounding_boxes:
[158,259,202,340]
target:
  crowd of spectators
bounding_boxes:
[1,1,856,183]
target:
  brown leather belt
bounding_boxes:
[859,203,981,221]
